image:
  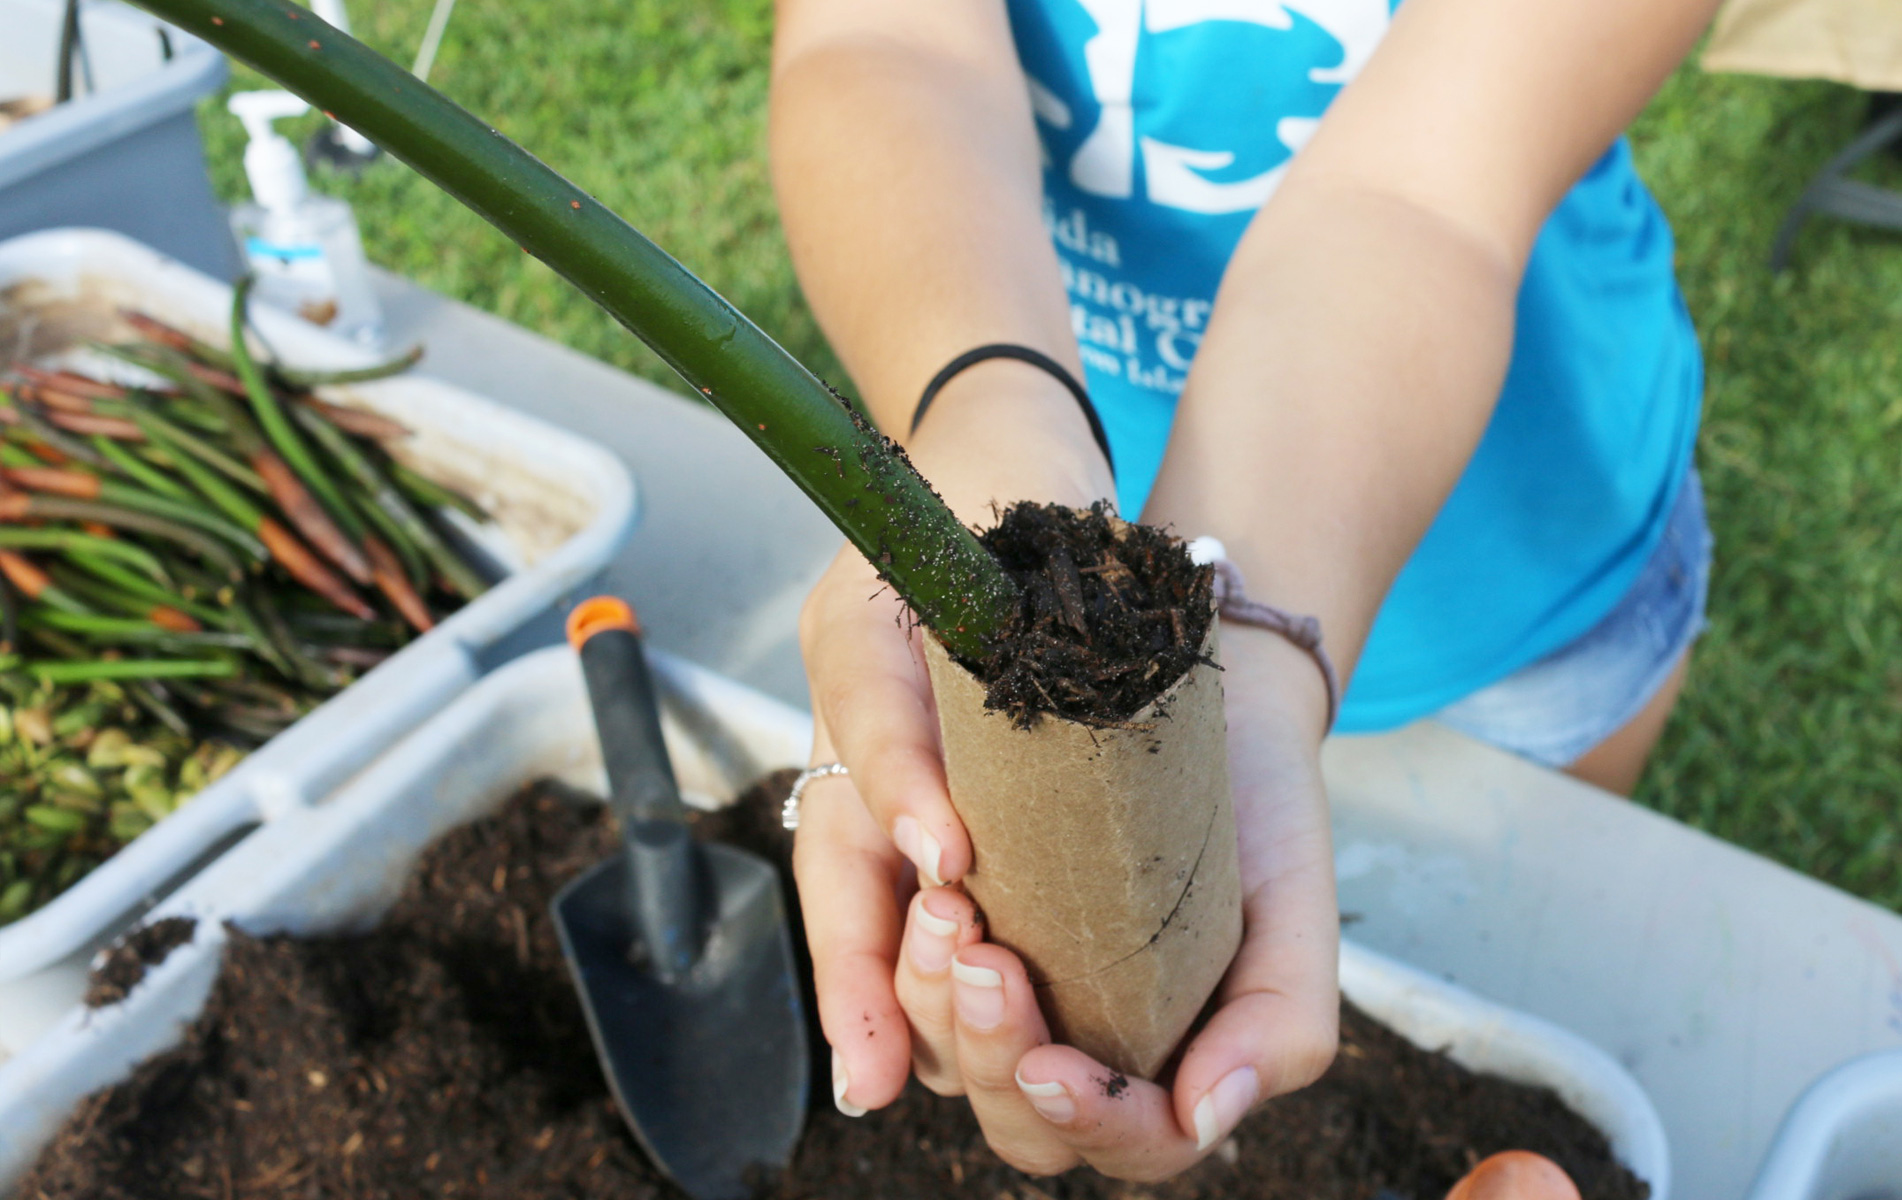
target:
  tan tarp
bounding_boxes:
[1704,0,1902,93]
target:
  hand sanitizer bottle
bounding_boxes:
[227,90,384,348]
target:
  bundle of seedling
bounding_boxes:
[0,289,489,924]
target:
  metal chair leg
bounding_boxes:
[1769,107,1902,273]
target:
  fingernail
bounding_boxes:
[951,957,1005,1031]
[909,901,958,974]
[1193,1066,1258,1151]
[831,1048,866,1118]
[1015,1069,1076,1124]
[894,816,945,887]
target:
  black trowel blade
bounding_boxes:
[553,841,809,1200]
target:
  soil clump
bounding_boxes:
[83,915,199,1008]
[970,501,1214,729]
[24,774,1645,1200]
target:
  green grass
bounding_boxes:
[199,11,1899,910]
[1631,69,1902,910]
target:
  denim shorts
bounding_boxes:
[1433,470,1712,768]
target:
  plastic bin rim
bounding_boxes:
[1744,1047,1902,1200]
[0,2,226,192]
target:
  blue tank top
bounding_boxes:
[1006,0,1703,731]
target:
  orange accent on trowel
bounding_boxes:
[565,596,639,649]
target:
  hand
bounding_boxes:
[796,555,1342,1180]
[793,537,978,1109]
[792,355,1114,1108]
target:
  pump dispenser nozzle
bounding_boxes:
[226,89,384,347]
[228,90,311,213]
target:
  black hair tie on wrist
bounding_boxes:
[910,343,1116,480]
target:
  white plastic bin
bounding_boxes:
[1339,942,1671,1198]
[0,645,1669,1197]
[0,0,238,277]
[0,229,638,1002]
[1746,1049,1902,1200]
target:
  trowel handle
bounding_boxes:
[568,597,705,981]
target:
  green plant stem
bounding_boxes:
[0,572,18,654]
[125,678,194,737]
[138,416,267,531]
[103,391,271,494]
[223,595,300,681]
[83,350,271,492]
[29,609,249,651]
[27,658,239,684]
[7,497,247,580]
[91,435,196,502]
[0,528,171,584]
[246,594,340,689]
[130,0,1015,654]
[63,551,227,626]
[8,573,91,617]
[275,345,425,387]
[293,404,484,599]
[131,408,269,495]
[229,278,369,542]
[6,403,105,466]
[389,462,484,522]
[95,480,266,560]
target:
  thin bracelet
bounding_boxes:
[1188,537,1341,731]
[911,343,1116,478]
[783,761,849,831]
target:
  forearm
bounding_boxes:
[1144,178,1518,688]
[769,12,1110,518]
[1145,0,1715,714]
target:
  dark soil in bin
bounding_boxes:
[23,773,1647,1200]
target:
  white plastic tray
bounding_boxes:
[0,229,639,991]
[0,644,1668,1196]
[1339,942,1670,1197]
[1745,1049,1902,1200]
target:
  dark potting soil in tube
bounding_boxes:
[968,501,1216,729]
[23,774,1647,1200]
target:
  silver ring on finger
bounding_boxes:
[783,761,850,831]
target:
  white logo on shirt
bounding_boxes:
[1036,0,1390,213]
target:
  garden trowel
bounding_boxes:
[553,597,809,1200]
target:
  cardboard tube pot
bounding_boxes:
[923,615,1242,1079]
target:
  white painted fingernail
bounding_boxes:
[951,956,1005,1030]
[908,901,958,974]
[950,958,1002,989]
[832,1048,866,1118]
[1193,1066,1258,1151]
[1015,1069,1077,1123]
[892,816,944,887]
[914,902,958,938]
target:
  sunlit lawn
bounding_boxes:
[200,8,1900,910]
